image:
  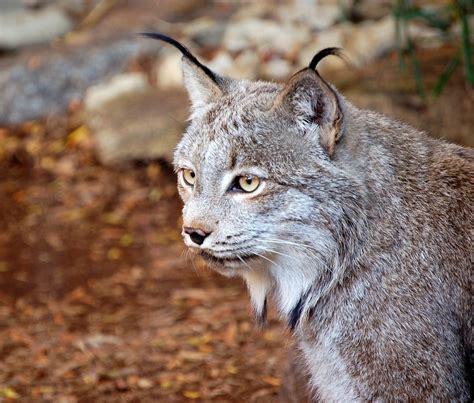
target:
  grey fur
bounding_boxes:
[166,40,472,401]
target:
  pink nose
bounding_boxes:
[183,227,211,245]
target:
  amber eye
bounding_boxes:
[237,175,260,193]
[182,169,196,186]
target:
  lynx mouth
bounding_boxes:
[200,251,259,267]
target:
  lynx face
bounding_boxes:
[174,80,330,276]
[145,34,357,320]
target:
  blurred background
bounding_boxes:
[0,0,472,401]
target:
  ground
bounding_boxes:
[0,46,472,401]
[0,118,288,402]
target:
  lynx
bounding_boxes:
[144,33,473,401]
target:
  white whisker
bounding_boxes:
[238,255,253,270]
[252,251,287,271]
[260,238,321,257]
[257,247,301,262]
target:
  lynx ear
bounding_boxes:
[141,32,223,115]
[274,48,344,157]
[181,57,223,115]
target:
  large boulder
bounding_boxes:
[0,38,159,125]
[84,72,188,165]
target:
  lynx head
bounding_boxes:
[144,33,364,327]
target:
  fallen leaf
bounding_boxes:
[67,126,90,148]
[107,247,122,260]
[160,380,173,389]
[0,387,19,399]
[226,365,238,375]
[0,261,10,272]
[262,376,282,386]
[119,233,134,247]
[183,391,200,399]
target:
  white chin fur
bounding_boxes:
[241,265,272,319]
[241,250,323,323]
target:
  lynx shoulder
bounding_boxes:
[144,33,473,401]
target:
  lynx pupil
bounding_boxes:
[238,175,260,192]
[182,169,196,186]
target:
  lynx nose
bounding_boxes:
[183,227,211,246]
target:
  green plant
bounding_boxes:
[393,0,473,98]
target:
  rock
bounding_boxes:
[297,28,347,72]
[231,50,260,79]
[231,3,273,20]
[0,0,24,12]
[155,52,183,89]
[206,51,234,77]
[58,0,100,14]
[0,38,160,125]
[84,73,150,111]
[222,18,311,58]
[276,0,342,31]
[183,17,226,49]
[0,6,73,50]
[350,0,392,21]
[298,16,396,71]
[347,16,396,65]
[407,22,443,49]
[450,15,474,42]
[85,74,188,165]
[207,50,259,80]
[261,58,293,80]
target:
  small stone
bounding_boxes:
[348,16,396,65]
[206,51,234,77]
[207,50,259,80]
[351,0,392,20]
[261,57,293,80]
[298,16,396,71]
[298,28,346,72]
[408,22,443,49]
[183,17,226,49]
[222,18,311,58]
[231,3,272,20]
[137,378,153,389]
[276,0,342,31]
[232,50,260,80]
[0,6,72,50]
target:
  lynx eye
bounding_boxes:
[182,168,196,186]
[235,175,260,193]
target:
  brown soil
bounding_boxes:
[0,116,288,402]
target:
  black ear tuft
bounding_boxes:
[140,32,218,84]
[308,47,345,71]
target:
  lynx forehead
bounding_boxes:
[144,32,473,401]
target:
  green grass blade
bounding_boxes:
[459,2,474,87]
[408,39,426,99]
[394,0,407,72]
[433,53,461,97]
